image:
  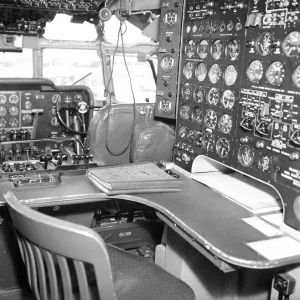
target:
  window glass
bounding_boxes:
[0,49,33,77]
[43,49,105,101]
[44,14,97,41]
[112,54,157,103]
[104,16,151,44]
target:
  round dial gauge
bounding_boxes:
[0,118,7,128]
[238,145,255,167]
[50,116,60,127]
[198,22,204,33]
[211,40,223,60]
[216,138,230,158]
[9,94,19,104]
[74,94,83,102]
[52,94,61,104]
[0,95,6,104]
[266,61,285,86]
[227,21,234,32]
[246,60,264,83]
[9,106,19,116]
[192,25,198,33]
[0,106,7,117]
[204,109,218,129]
[180,104,191,120]
[181,83,192,100]
[224,65,238,86]
[219,22,226,33]
[64,94,72,104]
[255,32,274,56]
[24,101,32,110]
[163,11,178,28]
[158,99,172,113]
[292,65,300,88]
[207,88,219,106]
[186,25,191,34]
[193,86,205,103]
[22,114,32,125]
[185,40,196,58]
[282,31,300,57]
[178,126,188,139]
[8,118,19,128]
[226,40,240,61]
[191,107,203,124]
[195,63,207,82]
[221,90,235,110]
[183,62,194,80]
[160,56,175,73]
[208,64,222,84]
[202,132,215,152]
[197,40,209,59]
[218,114,233,134]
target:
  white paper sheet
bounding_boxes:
[247,236,300,260]
[261,213,283,227]
[243,217,282,237]
[192,172,281,213]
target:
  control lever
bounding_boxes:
[73,154,80,165]
[40,154,52,170]
[55,153,68,166]
[30,109,44,139]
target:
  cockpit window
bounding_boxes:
[43,49,105,101]
[104,16,152,44]
[112,54,157,103]
[43,14,98,41]
[0,49,33,78]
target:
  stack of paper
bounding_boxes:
[192,172,282,214]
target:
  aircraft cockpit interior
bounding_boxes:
[2,0,300,299]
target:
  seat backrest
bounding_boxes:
[3,191,117,300]
[87,103,155,166]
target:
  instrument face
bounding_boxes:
[165,0,300,230]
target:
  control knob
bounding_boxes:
[290,152,300,161]
[182,153,191,163]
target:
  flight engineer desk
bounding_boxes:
[0,168,298,268]
[0,168,300,299]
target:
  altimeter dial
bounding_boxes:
[221,90,235,110]
[246,60,264,83]
[224,65,238,86]
[266,61,285,86]
[216,138,230,158]
[204,109,217,129]
[282,31,300,57]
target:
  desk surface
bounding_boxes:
[0,172,298,269]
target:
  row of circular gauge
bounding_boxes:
[0,94,19,105]
[177,130,231,158]
[181,83,235,109]
[51,93,84,104]
[184,39,240,61]
[246,60,300,87]
[180,104,233,134]
[183,62,238,86]
[185,20,243,35]
[0,117,20,128]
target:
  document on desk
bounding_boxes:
[192,172,282,214]
[242,217,282,237]
[247,237,300,260]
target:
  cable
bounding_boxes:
[56,101,87,135]
[104,20,137,156]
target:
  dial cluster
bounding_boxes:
[175,0,248,166]
[233,0,300,193]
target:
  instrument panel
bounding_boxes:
[0,79,94,178]
[155,0,300,231]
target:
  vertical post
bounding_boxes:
[32,49,43,78]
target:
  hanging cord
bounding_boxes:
[104,20,137,156]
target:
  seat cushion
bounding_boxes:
[106,244,195,300]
